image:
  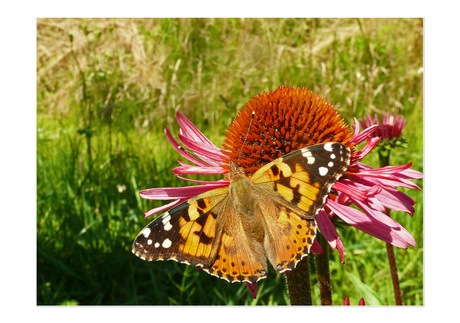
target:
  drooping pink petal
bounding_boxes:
[366,183,417,215]
[317,210,345,263]
[348,162,421,190]
[311,239,324,254]
[327,199,416,248]
[245,282,258,299]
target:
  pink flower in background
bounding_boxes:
[318,118,422,263]
[360,112,406,141]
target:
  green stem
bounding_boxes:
[286,256,312,305]
[379,148,403,305]
[315,233,332,305]
[384,213,403,305]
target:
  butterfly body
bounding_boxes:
[133,142,351,284]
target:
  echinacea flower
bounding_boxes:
[139,86,422,299]
[219,87,422,263]
[360,112,406,141]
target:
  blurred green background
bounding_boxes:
[37,18,423,305]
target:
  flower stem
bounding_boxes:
[286,256,312,305]
[379,148,403,305]
[384,215,403,305]
[315,233,333,305]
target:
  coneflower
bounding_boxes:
[136,86,422,302]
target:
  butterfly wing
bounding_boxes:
[258,199,317,273]
[202,198,268,284]
[251,142,351,273]
[132,186,268,284]
[132,187,228,267]
[252,142,351,219]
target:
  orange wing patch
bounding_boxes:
[204,232,268,283]
[132,192,227,267]
[262,204,317,273]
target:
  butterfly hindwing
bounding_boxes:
[258,199,317,273]
[132,188,228,267]
[202,200,268,284]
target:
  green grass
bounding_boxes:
[37,18,423,305]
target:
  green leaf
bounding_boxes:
[346,272,386,305]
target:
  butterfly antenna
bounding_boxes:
[237,111,256,164]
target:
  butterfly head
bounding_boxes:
[228,161,246,179]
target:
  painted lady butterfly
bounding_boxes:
[132,142,351,283]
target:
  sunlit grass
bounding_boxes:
[37,18,423,305]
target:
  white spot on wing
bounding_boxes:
[319,167,328,176]
[142,228,151,238]
[164,222,172,231]
[147,239,152,245]
[161,214,171,224]
[162,238,172,248]
[328,161,334,167]
[324,143,334,152]
[154,242,160,248]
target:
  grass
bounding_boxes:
[37,18,423,305]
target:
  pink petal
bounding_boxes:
[176,112,218,148]
[399,168,423,179]
[327,199,416,248]
[310,239,324,254]
[178,133,227,163]
[371,185,417,215]
[352,137,380,161]
[175,175,229,185]
[317,209,345,263]
[173,161,228,175]
[143,199,184,218]
[351,118,378,144]
[333,180,368,202]
[245,282,258,299]
[164,127,210,167]
[140,183,227,200]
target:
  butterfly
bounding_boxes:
[132,142,351,284]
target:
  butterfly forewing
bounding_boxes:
[251,142,351,219]
[132,188,228,267]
